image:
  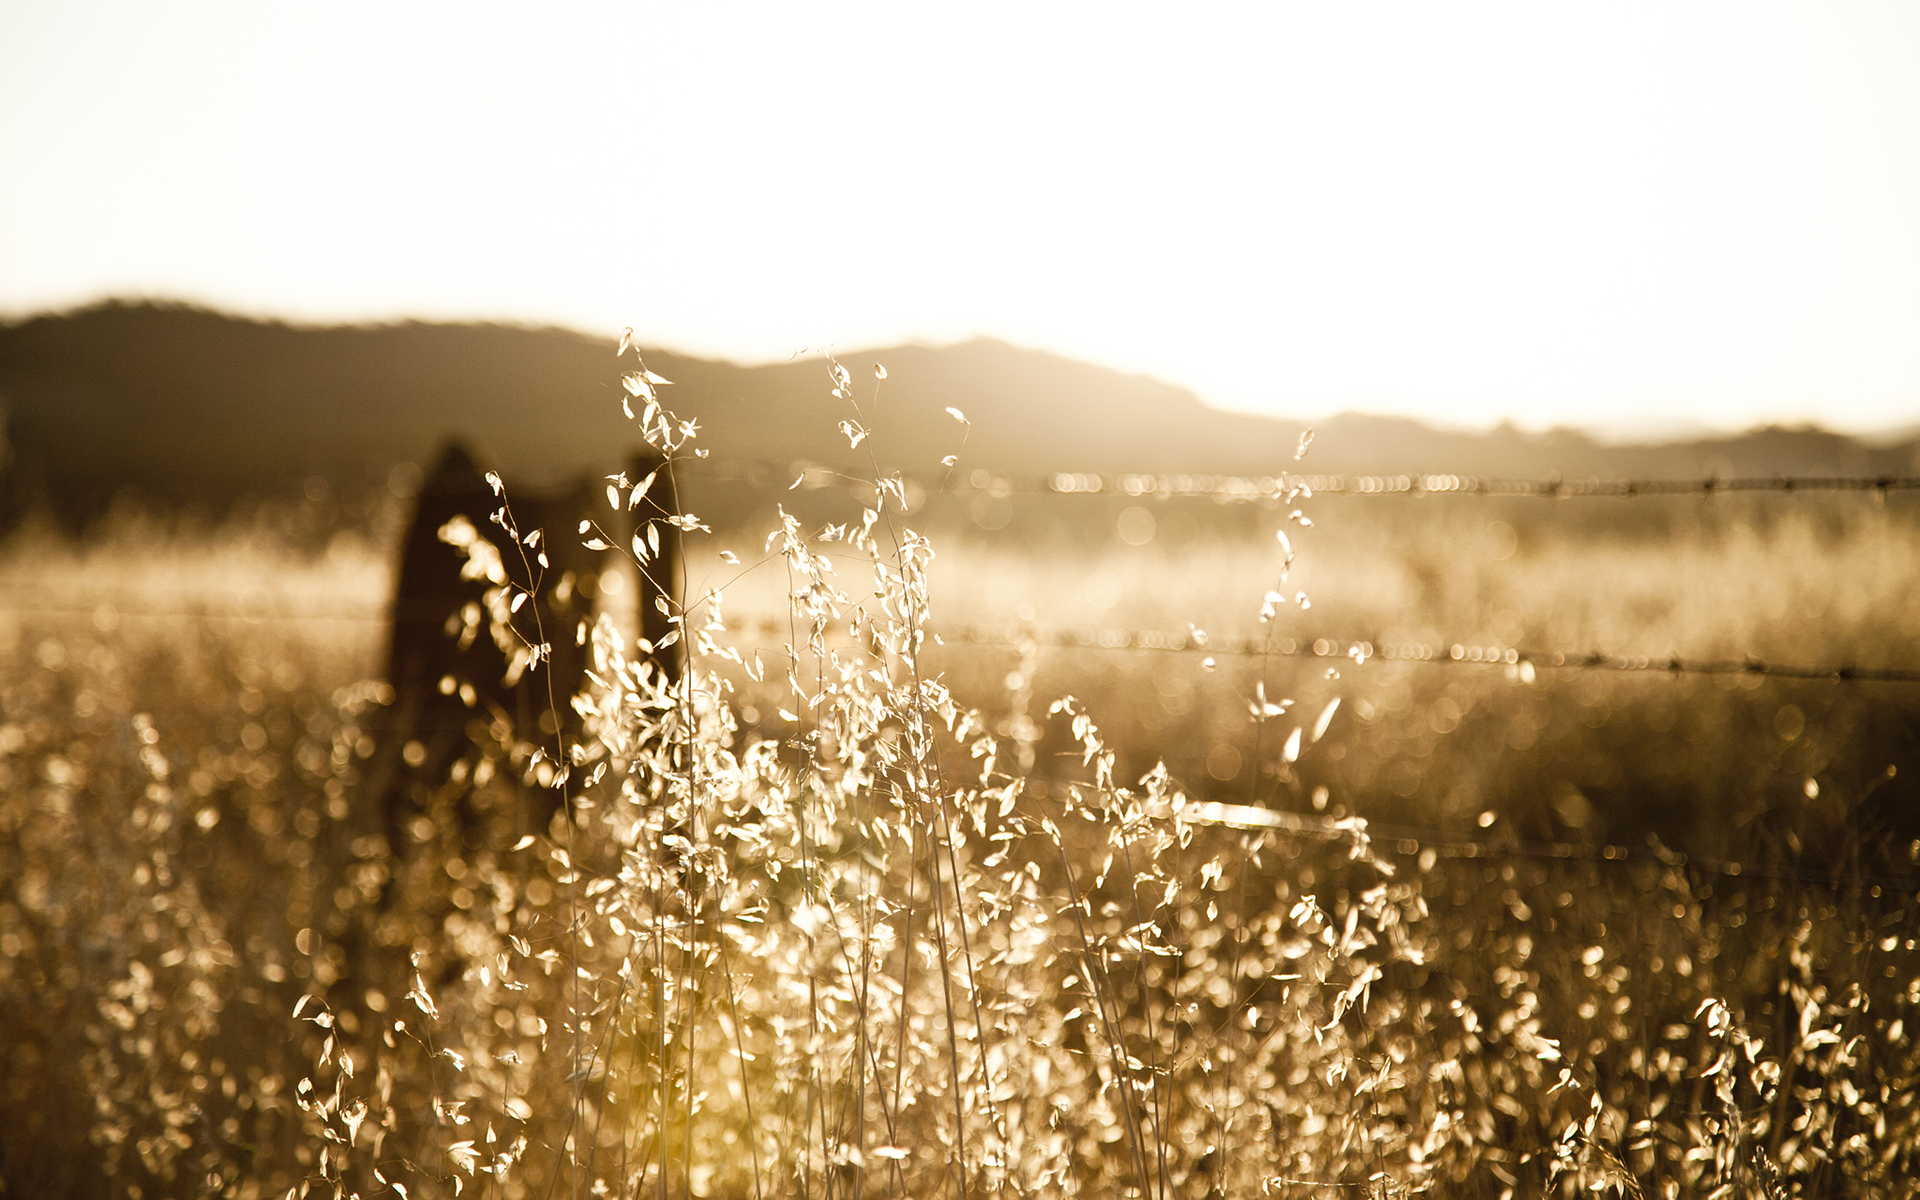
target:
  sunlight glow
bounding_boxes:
[3,1,1917,434]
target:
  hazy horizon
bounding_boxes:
[11,294,1916,448]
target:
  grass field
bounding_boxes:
[3,424,1920,1198]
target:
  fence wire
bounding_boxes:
[1175,799,1913,890]
[924,622,1920,684]
[6,594,1918,685]
[698,459,1920,503]
[657,614,1920,685]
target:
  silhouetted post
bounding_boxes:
[369,441,661,854]
[369,443,494,852]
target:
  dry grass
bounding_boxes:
[3,375,1920,1199]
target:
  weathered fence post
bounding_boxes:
[367,441,681,857]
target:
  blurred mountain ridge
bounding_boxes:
[1,301,1913,526]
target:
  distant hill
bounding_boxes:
[1,301,1913,527]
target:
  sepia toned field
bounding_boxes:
[3,449,1920,1198]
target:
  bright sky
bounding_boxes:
[4,2,1919,436]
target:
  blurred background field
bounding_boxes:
[702,485,1920,854]
[9,480,1916,855]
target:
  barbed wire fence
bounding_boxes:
[695,461,1920,681]
[5,463,1915,877]
[1161,796,1920,891]
[4,464,1918,683]
[701,458,1920,502]
[702,459,1920,872]
[7,597,1920,685]
[935,623,1920,683]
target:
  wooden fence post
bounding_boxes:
[367,441,681,857]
